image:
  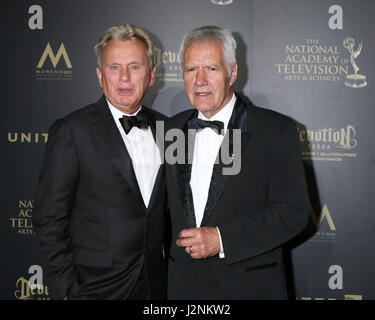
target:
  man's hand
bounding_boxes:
[176,227,220,259]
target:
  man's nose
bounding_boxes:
[195,68,207,86]
[120,68,130,81]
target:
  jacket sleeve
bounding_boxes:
[32,119,81,299]
[219,119,310,265]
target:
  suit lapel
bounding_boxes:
[146,164,164,214]
[200,94,251,226]
[143,107,165,214]
[92,97,145,208]
[175,111,198,228]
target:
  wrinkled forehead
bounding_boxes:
[184,40,224,63]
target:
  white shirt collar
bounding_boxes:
[197,92,236,131]
[106,99,143,129]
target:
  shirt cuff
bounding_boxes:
[216,227,225,258]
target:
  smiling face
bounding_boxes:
[183,40,237,118]
[96,39,156,114]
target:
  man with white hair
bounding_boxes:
[165,25,310,299]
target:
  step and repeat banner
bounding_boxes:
[1,0,374,300]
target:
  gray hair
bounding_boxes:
[179,25,237,75]
[95,24,154,69]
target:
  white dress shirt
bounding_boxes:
[190,93,236,258]
[107,100,161,208]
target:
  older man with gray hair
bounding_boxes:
[33,24,169,300]
[165,25,310,299]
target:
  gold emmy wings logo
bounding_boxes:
[343,37,367,88]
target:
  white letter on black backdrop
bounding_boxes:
[328,265,343,290]
[328,5,343,30]
[28,5,43,30]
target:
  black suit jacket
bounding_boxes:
[165,93,310,299]
[33,96,169,300]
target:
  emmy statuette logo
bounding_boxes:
[343,37,367,88]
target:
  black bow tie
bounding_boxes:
[187,117,224,135]
[119,109,149,134]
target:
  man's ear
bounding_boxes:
[229,63,238,86]
[96,67,103,88]
[149,65,156,87]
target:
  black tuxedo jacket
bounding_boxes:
[33,96,169,300]
[165,93,310,299]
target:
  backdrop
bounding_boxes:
[1,0,374,300]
